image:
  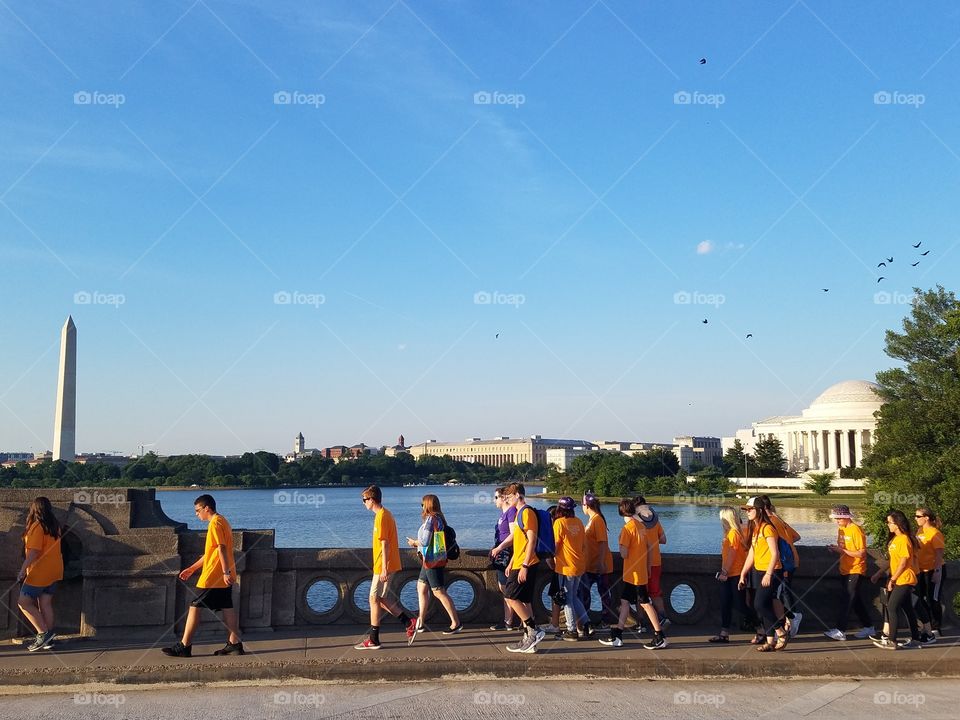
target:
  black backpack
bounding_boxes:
[445,524,460,561]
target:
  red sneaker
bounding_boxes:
[354,637,381,650]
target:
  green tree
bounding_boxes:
[805,472,834,496]
[753,437,787,477]
[722,439,758,477]
[863,286,960,558]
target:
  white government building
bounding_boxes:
[724,380,883,475]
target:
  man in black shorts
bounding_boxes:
[502,483,547,653]
[162,494,244,657]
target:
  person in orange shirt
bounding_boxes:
[503,482,547,654]
[17,497,63,652]
[708,506,749,643]
[823,505,875,641]
[913,507,946,642]
[355,485,414,650]
[579,493,617,626]
[869,509,922,650]
[635,497,668,628]
[552,496,590,640]
[598,498,667,649]
[737,496,788,651]
[162,494,242,658]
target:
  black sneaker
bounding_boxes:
[561,630,580,642]
[643,634,669,650]
[489,622,508,631]
[213,641,245,656]
[442,624,464,635]
[161,641,192,657]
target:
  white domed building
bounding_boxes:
[724,380,884,474]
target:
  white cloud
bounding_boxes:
[696,240,714,255]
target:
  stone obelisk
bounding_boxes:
[53,315,77,461]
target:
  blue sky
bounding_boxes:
[2,1,959,456]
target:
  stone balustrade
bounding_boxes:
[1,488,957,640]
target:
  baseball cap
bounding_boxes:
[829,505,853,520]
[582,493,597,505]
[558,496,576,511]
[740,496,762,510]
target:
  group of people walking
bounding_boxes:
[11,489,948,657]
[708,496,947,652]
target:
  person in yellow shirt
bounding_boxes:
[869,509,922,650]
[552,496,590,641]
[162,494,243,658]
[760,496,802,638]
[17,497,63,652]
[635,497,668,627]
[913,507,946,642]
[579,493,616,626]
[598,498,667,649]
[737,496,788,651]
[823,505,875,641]
[708,506,749,643]
[503,483,547,654]
[355,485,415,650]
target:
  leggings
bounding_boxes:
[885,584,920,643]
[560,574,589,630]
[914,569,945,630]
[580,572,618,624]
[837,574,873,632]
[719,576,750,631]
[752,568,784,637]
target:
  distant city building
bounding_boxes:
[319,443,379,461]
[53,316,77,462]
[408,436,591,467]
[285,432,321,462]
[383,433,409,458]
[673,435,722,471]
[0,452,34,464]
[723,380,882,474]
[545,446,597,471]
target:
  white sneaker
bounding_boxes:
[541,624,559,634]
[824,628,847,641]
[598,636,623,647]
[853,626,876,640]
[789,612,803,638]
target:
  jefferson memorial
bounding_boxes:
[723,380,883,474]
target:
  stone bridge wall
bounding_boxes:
[1,489,957,639]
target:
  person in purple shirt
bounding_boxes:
[488,486,518,630]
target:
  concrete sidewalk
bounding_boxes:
[1,625,958,687]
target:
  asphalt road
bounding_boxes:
[1,679,956,719]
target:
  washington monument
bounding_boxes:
[53,315,76,461]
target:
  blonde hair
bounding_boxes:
[719,506,742,535]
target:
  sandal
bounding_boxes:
[774,632,790,651]
[708,634,729,643]
[750,633,765,645]
[756,642,777,652]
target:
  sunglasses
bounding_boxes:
[915,515,926,519]
[361,497,372,504]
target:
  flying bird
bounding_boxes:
[877,276,886,283]
[746,333,753,339]
[699,57,707,65]
[822,288,830,292]
[913,242,922,248]
[495,333,500,339]
[886,256,894,263]
[877,262,886,268]
[702,319,708,324]
[921,250,930,256]
[912,261,920,267]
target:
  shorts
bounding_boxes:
[191,587,233,611]
[369,573,396,600]
[503,563,539,603]
[20,582,57,599]
[419,565,446,590]
[648,565,662,598]
[621,582,651,606]
[496,568,509,587]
